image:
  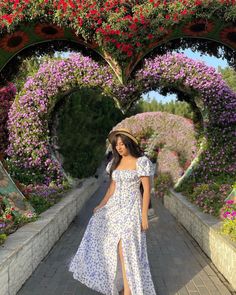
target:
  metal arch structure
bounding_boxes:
[0,19,235,83]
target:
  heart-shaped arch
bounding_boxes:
[6,52,236,193]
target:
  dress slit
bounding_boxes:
[114,237,133,295]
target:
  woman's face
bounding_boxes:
[115,136,130,156]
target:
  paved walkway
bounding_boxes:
[17,176,235,295]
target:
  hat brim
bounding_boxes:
[108,130,138,145]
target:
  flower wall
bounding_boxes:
[0,83,16,155]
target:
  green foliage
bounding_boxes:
[28,195,52,215]
[5,159,45,185]
[181,182,232,217]
[218,66,236,92]
[54,88,126,178]
[136,97,194,119]
[0,234,7,245]
[0,195,38,237]
[220,219,236,241]
[154,172,174,199]
[12,54,56,91]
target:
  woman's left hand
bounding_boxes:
[141,214,149,231]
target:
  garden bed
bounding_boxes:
[163,189,236,291]
[0,173,104,295]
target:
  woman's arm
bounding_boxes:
[140,176,151,231]
[93,179,116,213]
[99,179,116,206]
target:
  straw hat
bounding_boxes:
[108,128,139,145]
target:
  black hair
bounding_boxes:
[108,133,144,195]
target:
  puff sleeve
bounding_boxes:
[137,156,153,177]
[105,158,114,174]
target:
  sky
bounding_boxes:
[142,48,229,103]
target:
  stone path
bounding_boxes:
[17,176,235,295]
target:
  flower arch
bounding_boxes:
[6,52,236,195]
[110,53,236,190]
[0,1,235,82]
[6,53,114,185]
[111,111,198,183]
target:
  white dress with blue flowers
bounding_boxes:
[68,155,157,295]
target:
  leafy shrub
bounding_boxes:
[27,195,52,215]
[0,234,7,245]
[53,87,125,179]
[21,183,69,214]
[220,219,236,241]
[154,172,174,199]
[0,195,37,235]
[189,183,232,217]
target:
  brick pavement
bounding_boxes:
[17,176,235,295]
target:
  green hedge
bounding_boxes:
[53,88,125,178]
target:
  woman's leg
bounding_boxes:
[118,239,131,295]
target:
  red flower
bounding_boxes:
[173,13,179,22]
[90,9,98,15]
[129,23,137,30]
[78,17,83,26]
[68,0,75,9]
[2,14,13,24]
[6,214,12,220]
[181,9,188,15]
[165,14,170,20]
[195,0,202,5]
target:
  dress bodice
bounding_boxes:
[105,156,153,206]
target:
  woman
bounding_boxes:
[69,128,157,295]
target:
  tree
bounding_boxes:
[135,97,194,120]
[218,66,236,92]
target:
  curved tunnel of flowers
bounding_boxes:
[0,0,236,240]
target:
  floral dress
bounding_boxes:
[68,155,157,295]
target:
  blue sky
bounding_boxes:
[142,48,229,103]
